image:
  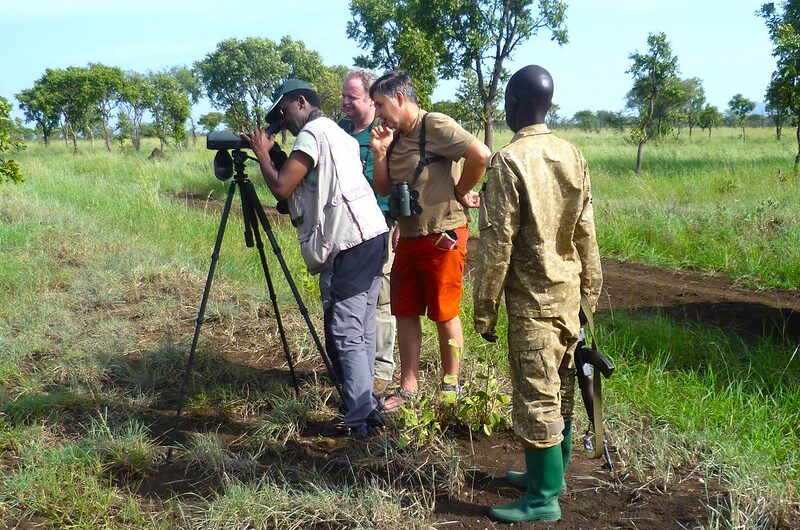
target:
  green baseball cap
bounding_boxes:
[265,79,315,123]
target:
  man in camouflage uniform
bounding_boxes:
[473,65,602,523]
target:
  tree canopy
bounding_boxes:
[348,0,569,147]
[626,32,679,175]
[0,96,25,184]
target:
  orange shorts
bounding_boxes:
[390,225,468,322]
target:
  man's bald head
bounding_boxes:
[505,65,553,132]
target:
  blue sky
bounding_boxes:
[0,0,775,122]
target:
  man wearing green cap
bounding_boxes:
[241,79,389,438]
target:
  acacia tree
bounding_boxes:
[760,1,800,166]
[626,32,679,175]
[698,105,722,139]
[16,82,60,146]
[728,93,756,141]
[118,71,152,151]
[196,37,287,131]
[149,71,190,151]
[348,0,568,147]
[684,78,706,137]
[170,66,202,145]
[43,67,97,154]
[347,0,441,107]
[0,96,25,184]
[198,112,225,134]
[87,63,125,151]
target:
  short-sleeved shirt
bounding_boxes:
[388,111,476,237]
[339,118,391,214]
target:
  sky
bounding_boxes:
[0,0,775,122]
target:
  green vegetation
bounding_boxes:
[0,131,797,527]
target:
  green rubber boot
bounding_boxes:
[490,445,563,523]
[505,421,573,491]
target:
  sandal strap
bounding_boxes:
[395,387,418,401]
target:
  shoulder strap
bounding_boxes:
[386,113,445,184]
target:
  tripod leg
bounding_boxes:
[243,195,301,396]
[240,179,344,403]
[166,180,237,461]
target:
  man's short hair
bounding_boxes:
[369,71,418,103]
[344,68,378,95]
[284,88,320,109]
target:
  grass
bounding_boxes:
[0,132,797,527]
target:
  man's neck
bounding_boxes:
[398,104,421,134]
[350,111,375,133]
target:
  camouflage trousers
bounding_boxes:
[507,311,580,449]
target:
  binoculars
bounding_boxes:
[389,181,422,218]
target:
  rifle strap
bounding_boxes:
[579,296,604,459]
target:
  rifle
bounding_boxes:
[575,298,615,470]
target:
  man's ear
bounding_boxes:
[394,91,405,106]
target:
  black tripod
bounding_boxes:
[166,148,342,459]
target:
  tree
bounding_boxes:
[546,103,560,128]
[42,67,98,154]
[347,0,441,107]
[86,63,125,151]
[766,94,790,140]
[149,71,190,151]
[170,66,202,145]
[698,104,722,139]
[685,78,706,137]
[0,96,25,184]
[760,1,800,166]
[573,110,597,132]
[196,37,288,131]
[350,0,569,148]
[118,71,152,151]
[16,80,60,146]
[728,93,756,140]
[198,112,226,134]
[626,32,679,175]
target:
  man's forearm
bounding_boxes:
[372,154,391,196]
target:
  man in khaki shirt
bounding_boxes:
[369,71,490,411]
[473,65,602,523]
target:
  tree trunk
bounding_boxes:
[483,100,494,150]
[102,121,112,151]
[708,127,712,140]
[741,125,746,141]
[794,123,800,172]
[71,130,78,155]
[776,124,782,141]
[635,141,645,176]
[190,118,197,145]
[688,124,693,138]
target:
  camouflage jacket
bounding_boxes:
[473,124,602,334]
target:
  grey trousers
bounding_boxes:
[374,221,397,381]
[319,233,386,436]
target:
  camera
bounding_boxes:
[389,181,422,218]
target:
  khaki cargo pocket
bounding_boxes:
[510,336,552,387]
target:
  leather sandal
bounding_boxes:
[383,387,418,413]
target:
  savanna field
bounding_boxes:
[0,127,798,529]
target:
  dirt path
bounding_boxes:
[600,258,800,341]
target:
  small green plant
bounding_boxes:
[394,394,445,450]
[445,339,511,435]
